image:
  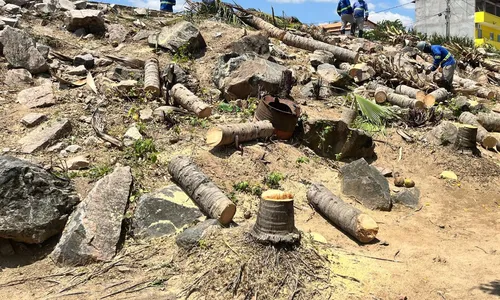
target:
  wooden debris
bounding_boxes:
[395,85,426,102]
[206,120,274,148]
[477,112,500,133]
[307,183,378,243]
[168,156,236,225]
[454,124,479,154]
[458,112,498,148]
[144,58,160,97]
[374,87,388,103]
[91,108,123,149]
[387,93,424,109]
[425,88,448,107]
[171,83,212,118]
[104,54,145,69]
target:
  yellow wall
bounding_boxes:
[475,11,500,49]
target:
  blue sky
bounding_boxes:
[106,0,416,27]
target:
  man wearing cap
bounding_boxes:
[160,0,176,12]
[416,41,456,91]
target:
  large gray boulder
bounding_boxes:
[316,63,351,87]
[133,185,203,239]
[18,118,72,153]
[3,3,21,13]
[0,156,79,244]
[5,68,33,87]
[17,84,55,108]
[155,21,206,54]
[426,121,458,146]
[214,53,287,100]
[340,158,391,211]
[50,166,133,266]
[230,34,270,56]
[176,219,221,250]
[65,10,105,34]
[106,23,128,43]
[309,50,334,68]
[0,27,48,74]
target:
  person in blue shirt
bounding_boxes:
[352,0,369,38]
[160,0,175,12]
[337,0,354,35]
[416,41,456,91]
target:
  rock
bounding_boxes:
[340,158,391,211]
[426,121,458,146]
[351,63,376,83]
[147,32,158,47]
[17,84,55,109]
[214,53,287,100]
[139,108,153,122]
[66,155,89,170]
[309,50,334,68]
[269,43,295,59]
[74,53,94,69]
[440,171,458,181]
[0,27,48,74]
[65,144,81,153]
[155,21,206,54]
[47,142,65,152]
[0,238,15,256]
[34,2,56,14]
[73,28,86,37]
[175,219,221,250]
[18,119,72,153]
[3,3,21,13]
[317,63,351,87]
[230,34,270,56]
[0,17,18,28]
[392,187,420,209]
[5,68,33,87]
[50,166,132,265]
[161,63,199,93]
[0,156,79,243]
[132,29,153,41]
[83,136,100,146]
[65,9,105,34]
[106,23,128,43]
[73,0,86,9]
[300,81,332,99]
[66,65,87,76]
[299,119,375,160]
[36,44,50,59]
[133,19,145,28]
[58,0,75,10]
[5,0,26,6]
[95,58,112,67]
[0,0,5,6]
[111,65,143,81]
[21,112,47,127]
[133,185,204,239]
[349,39,382,53]
[123,125,142,146]
[113,80,138,93]
[374,166,392,177]
[134,7,147,16]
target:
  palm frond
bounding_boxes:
[354,94,396,125]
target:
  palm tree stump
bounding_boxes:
[251,190,300,244]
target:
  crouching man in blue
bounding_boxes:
[160,0,175,12]
[416,41,456,91]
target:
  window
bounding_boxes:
[478,29,482,38]
[498,34,500,42]
[490,32,494,40]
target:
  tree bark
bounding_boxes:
[395,85,426,102]
[374,87,387,103]
[477,87,495,100]
[171,83,212,118]
[477,112,500,132]
[307,183,378,243]
[241,14,358,63]
[168,156,236,225]
[206,120,274,148]
[387,93,424,109]
[454,124,479,153]
[341,107,357,126]
[251,190,300,244]
[144,58,160,97]
[425,88,448,107]
[458,112,498,148]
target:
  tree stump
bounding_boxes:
[279,69,294,99]
[251,190,300,244]
[387,93,424,109]
[454,124,479,155]
[458,112,498,148]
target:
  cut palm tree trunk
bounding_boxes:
[387,93,424,109]
[491,132,500,151]
[251,190,300,244]
[307,183,378,243]
[458,112,498,148]
[241,14,358,63]
[454,75,477,89]
[171,83,211,118]
[477,87,495,100]
[340,107,357,126]
[477,112,500,132]
[206,120,274,148]
[168,156,236,225]
[374,87,388,103]
[144,58,160,97]
[454,124,479,154]
[395,85,426,102]
[425,88,448,107]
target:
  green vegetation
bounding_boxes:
[296,156,310,164]
[128,139,158,163]
[86,165,112,180]
[217,102,240,113]
[187,116,208,128]
[265,171,284,189]
[172,43,193,63]
[233,181,263,196]
[354,94,396,126]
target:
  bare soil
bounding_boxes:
[0,7,499,300]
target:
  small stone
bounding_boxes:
[67,65,87,75]
[66,155,89,170]
[84,136,100,146]
[95,58,113,67]
[36,44,50,59]
[73,0,86,9]
[175,219,221,250]
[21,113,47,127]
[0,17,18,28]
[79,116,92,123]
[107,24,128,43]
[17,84,55,109]
[74,53,94,69]
[58,0,76,11]
[132,29,152,41]
[243,211,252,219]
[123,126,142,146]
[64,9,105,34]
[65,144,81,153]
[310,232,327,243]
[2,148,10,153]
[139,108,153,122]
[392,187,420,209]
[35,3,56,14]
[59,149,68,157]
[3,3,21,14]
[133,7,147,16]
[47,142,64,152]
[113,80,138,92]
[111,65,142,81]
[18,119,72,153]
[133,19,145,28]
[73,28,86,37]
[5,68,33,87]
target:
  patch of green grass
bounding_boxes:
[233,181,250,192]
[296,156,310,164]
[188,117,208,128]
[217,102,240,113]
[86,165,112,180]
[128,138,158,163]
[172,43,193,63]
[265,171,284,189]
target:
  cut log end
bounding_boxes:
[355,214,379,243]
[483,135,498,149]
[424,95,435,108]
[206,127,223,147]
[198,107,212,118]
[219,203,237,225]
[262,190,294,201]
[415,91,426,102]
[144,86,160,96]
[414,100,425,109]
[374,89,387,104]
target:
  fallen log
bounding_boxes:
[206,120,274,148]
[171,83,211,118]
[395,85,426,101]
[168,156,236,225]
[477,87,495,100]
[454,124,479,154]
[387,93,424,109]
[454,75,495,99]
[240,14,358,63]
[307,183,378,243]
[374,87,387,103]
[458,112,498,148]
[144,58,160,97]
[425,88,448,107]
[477,112,500,132]
[341,107,357,126]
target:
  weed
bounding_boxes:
[172,43,193,63]
[188,117,208,128]
[218,102,240,113]
[86,165,112,180]
[233,181,250,192]
[296,156,310,164]
[265,171,284,188]
[251,185,263,196]
[229,192,238,204]
[199,239,208,249]
[127,105,140,121]
[128,138,158,163]
[335,153,343,161]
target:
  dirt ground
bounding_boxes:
[0,8,499,300]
